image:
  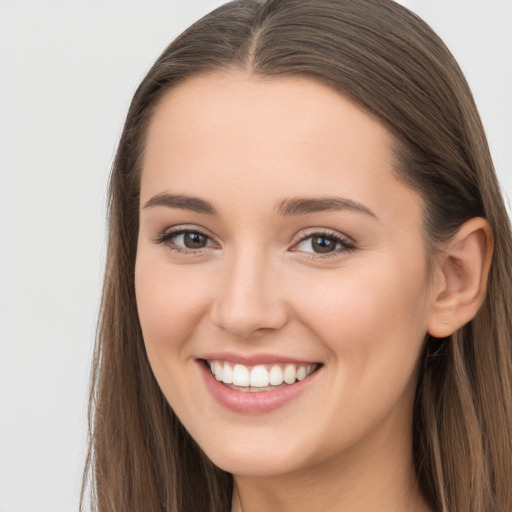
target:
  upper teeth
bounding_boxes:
[207,360,317,388]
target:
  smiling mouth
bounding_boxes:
[204,359,321,392]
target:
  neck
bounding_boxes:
[230,423,433,512]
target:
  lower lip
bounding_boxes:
[197,361,320,414]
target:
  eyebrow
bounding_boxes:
[142,193,377,219]
[143,193,217,214]
[277,196,377,218]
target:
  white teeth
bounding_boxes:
[222,363,233,384]
[208,360,317,389]
[269,364,284,386]
[283,364,296,384]
[212,360,223,381]
[249,365,270,387]
[232,364,250,387]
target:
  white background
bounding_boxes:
[0,1,510,511]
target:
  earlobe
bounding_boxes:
[427,217,493,338]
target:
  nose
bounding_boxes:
[210,250,289,339]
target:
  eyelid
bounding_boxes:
[290,228,357,257]
[152,225,357,258]
[152,225,219,252]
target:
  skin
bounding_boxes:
[135,70,449,512]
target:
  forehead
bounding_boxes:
[140,70,422,228]
[144,71,389,164]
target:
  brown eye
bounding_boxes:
[183,232,208,249]
[292,231,356,257]
[311,235,338,253]
[154,229,216,252]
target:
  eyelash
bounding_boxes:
[153,227,357,258]
[152,227,216,254]
[292,230,357,258]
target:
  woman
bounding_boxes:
[82,0,512,510]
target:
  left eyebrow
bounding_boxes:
[277,196,378,219]
[142,193,217,215]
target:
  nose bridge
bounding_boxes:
[211,244,288,338]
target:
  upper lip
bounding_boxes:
[199,352,320,366]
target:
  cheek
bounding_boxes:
[134,254,213,357]
[134,254,218,419]
[293,257,429,376]
[288,260,429,451]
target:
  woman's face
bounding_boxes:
[135,71,437,478]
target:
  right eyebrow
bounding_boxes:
[142,193,217,215]
[277,196,377,219]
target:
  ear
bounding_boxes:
[427,217,494,338]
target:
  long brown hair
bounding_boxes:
[82,1,512,510]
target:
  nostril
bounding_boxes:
[209,266,289,337]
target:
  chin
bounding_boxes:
[193,426,316,478]
[206,448,304,478]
